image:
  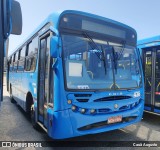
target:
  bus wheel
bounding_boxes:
[31,104,40,130]
[10,86,15,103]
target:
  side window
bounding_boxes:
[21,46,26,59]
[9,56,13,71]
[11,56,14,71]
[156,50,160,78]
[25,42,32,71]
[13,53,18,71]
[18,46,26,71]
[17,49,22,71]
[27,42,33,56]
[30,37,38,71]
[25,36,38,72]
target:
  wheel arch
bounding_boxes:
[26,91,34,113]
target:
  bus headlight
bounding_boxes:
[67,100,72,104]
[90,109,96,114]
[134,91,140,97]
[81,108,86,114]
[71,105,77,111]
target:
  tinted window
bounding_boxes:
[9,56,13,71]
[13,53,18,71]
[30,56,37,71]
[25,37,38,72]
[10,57,12,64]
[25,55,37,72]
[156,50,160,78]
[14,53,16,62]
[18,49,25,71]
[18,49,21,60]
[20,46,26,59]
[32,36,38,54]
[27,36,38,56]
[27,42,32,56]
[25,58,32,71]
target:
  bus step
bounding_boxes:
[37,122,47,133]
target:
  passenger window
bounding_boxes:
[25,56,37,72]
[31,37,38,54]
[27,37,38,56]
[25,58,32,71]
[15,53,18,61]
[9,56,13,71]
[21,46,26,59]
[17,49,24,71]
[30,56,37,71]
[13,53,16,62]
[25,37,38,72]
[18,50,21,60]
[27,42,33,56]
[13,53,18,71]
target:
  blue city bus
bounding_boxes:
[7,10,144,139]
[138,36,160,115]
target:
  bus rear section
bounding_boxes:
[138,36,160,114]
[8,10,144,139]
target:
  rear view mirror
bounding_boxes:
[3,0,22,38]
[50,36,58,58]
[11,0,22,35]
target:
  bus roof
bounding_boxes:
[138,35,160,48]
[9,10,136,57]
[37,10,136,36]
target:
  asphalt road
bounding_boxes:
[0,85,160,150]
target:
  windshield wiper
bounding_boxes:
[101,45,107,74]
[82,32,107,74]
[112,46,117,74]
[82,32,101,59]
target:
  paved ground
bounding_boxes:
[0,84,160,150]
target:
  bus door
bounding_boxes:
[143,50,153,111]
[154,49,160,112]
[38,33,51,128]
[143,48,160,113]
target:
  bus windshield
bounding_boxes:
[62,34,141,90]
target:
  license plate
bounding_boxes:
[108,116,122,124]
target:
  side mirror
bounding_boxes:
[11,0,22,35]
[3,0,22,38]
[50,36,58,58]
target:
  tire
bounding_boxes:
[31,104,40,130]
[10,86,15,103]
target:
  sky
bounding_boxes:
[8,0,160,55]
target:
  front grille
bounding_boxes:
[78,116,137,131]
[94,96,132,102]
[74,94,92,102]
[98,108,111,113]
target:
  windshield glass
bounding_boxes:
[62,34,142,90]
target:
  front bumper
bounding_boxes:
[48,99,144,139]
